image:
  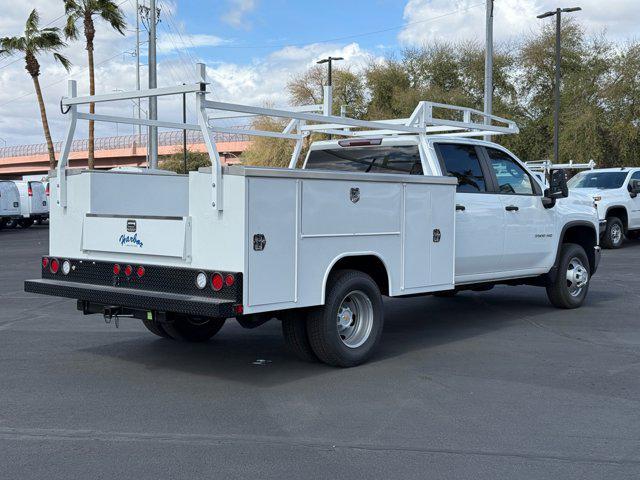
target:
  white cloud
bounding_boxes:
[221,0,257,29]
[398,0,640,46]
[157,34,228,54]
[205,42,376,108]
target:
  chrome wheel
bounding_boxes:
[336,290,374,348]
[566,257,589,297]
[610,223,623,245]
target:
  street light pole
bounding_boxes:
[537,6,582,163]
[484,0,494,142]
[316,56,344,116]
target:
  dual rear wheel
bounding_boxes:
[142,313,225,342]
[282,270,384,368]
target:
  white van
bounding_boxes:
[9,181,49,228]
[0,181,21,228]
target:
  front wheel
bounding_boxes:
[307,270,384,367]
[602,216,624,249]
[162,313,226,342]
[546,243,590,309]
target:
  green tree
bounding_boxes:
[241,116,295,168]
[288,64,367,118]
[160,150,212,174]
[0,9,71,169]
[64,0,126,169]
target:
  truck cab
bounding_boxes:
[568,167,640,248]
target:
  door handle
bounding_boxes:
[456,204,466,212]
[505,205,519,212]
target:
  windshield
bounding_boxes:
[568,171,628,190]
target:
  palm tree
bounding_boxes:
[64,0,125,169]
[0,10,71,169]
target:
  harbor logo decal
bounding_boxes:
[119,233,144,248]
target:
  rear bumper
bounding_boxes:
[25,279,236,318]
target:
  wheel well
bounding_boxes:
[606,206,628,230]
[328,255,390,296]
[562,224,597,272]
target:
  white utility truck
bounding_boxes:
[10,180,49,228]
[25,65,600,367]
[568,167,640,249]
[0,180,21,229]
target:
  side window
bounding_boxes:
[305,146,423,175]
[436,144,487,193]
[631,171,640,181]
[486,148,535,195]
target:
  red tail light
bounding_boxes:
[113,264,121,275]
[124,265,133,277]
[50,258,60,274]
[28,185,33,197]
[136,266,145,277]
[42,257,49,269]
[225,274,235,287]
[234,305,244,315]
[45,184,50,196]
[211,272,223,291]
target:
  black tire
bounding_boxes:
[307,270,384,367]
[602,216,624,249]
[546,243,590,309]
[4,218,17,229]
[162,313,225,342]
[141,316,172,339]
[19,218,34,228]
[282,311,318,363]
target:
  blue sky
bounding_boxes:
[1,0,639,146]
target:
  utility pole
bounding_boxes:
[135,0,141,140]
[484,0,494,142]
[182,84,187,174]
[148,0,158,169]
[537,6,582,162]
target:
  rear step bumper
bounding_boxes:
[24,279,236,318]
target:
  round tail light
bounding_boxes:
[196,272,207,290]
[225,274,235,287]
[211,273,223,291]
[113,264,121,275]
[42,257,49,269]
[124,265,133,277]
[50,258,60,274]
[136,266,145,277]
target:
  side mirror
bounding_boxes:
[547,169,569,199]
[629,179,640,197]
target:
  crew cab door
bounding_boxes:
[483,147,555,272]
[434,142,504,280]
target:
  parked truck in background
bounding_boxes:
[24,66,601,367]
[0,180,21,229]
[9,181,49,228]
[568,168,640,248]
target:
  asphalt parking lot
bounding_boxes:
[1,226,639,479]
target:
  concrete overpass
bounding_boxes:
[0,130,250,178]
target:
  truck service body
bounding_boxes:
[25,65,601,366]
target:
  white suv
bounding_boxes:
[568,168,640,248]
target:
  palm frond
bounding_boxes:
[64,14,80,41]
[0,36,26,55]
[64,0,83,15]
[96,0,127,35]
[25,9,40,36]
[53,52,72,72]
